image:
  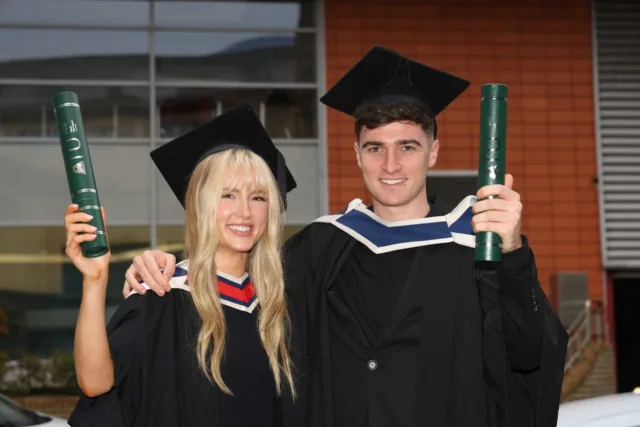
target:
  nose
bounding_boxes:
[237,197,251,219]
[381,149,401,174]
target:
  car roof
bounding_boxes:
[557,392,640,427]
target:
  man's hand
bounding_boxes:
[472,173,523,253]
[122,250,177,298]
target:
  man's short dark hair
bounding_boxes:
[353,99,435,142]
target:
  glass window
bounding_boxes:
[278,144,320,224]
[0,144,152,225]
[0,29,149,80]
[155,31,315,83]
[156,224,185,246]
[0,0,150,26]
[0,227,150,354]
[0,86,150,138]
[59,228,152,299]
[156,87,317,139]
[154,0,314,29]
[156,168,185,225]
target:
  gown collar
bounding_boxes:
[132,260,258,313]
[312,195,477,254]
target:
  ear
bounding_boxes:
[428,139,440,168]
[353,140,362,169]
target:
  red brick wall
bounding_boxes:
[324,0,602,298]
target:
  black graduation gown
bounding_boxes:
[283,197,568,427]
[67,286,301,427]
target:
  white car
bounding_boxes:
[557,390,640,427]
[0,393,68,426]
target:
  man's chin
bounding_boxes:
[371,194,412,208]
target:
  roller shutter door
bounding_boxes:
[593,0,640,269]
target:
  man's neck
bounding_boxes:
[214,250,248,278]
[371,193,431,222]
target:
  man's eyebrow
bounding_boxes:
[361,140,383,149]
[396,139,422,146]
[361,139,423,149]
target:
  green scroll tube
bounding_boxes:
[475,84,508,263]
[53,92,109,258]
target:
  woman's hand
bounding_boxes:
[64,204,111,282]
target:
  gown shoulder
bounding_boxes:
[68,280,195,427]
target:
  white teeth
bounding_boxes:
[381,179,406,185]
[229,225,251,232]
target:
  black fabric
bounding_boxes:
[67,289,299,427]
[329,245,419,427]
[283,196,568,427]
[276,150,288,210]
[218,307,277,427]
[331,245,417,347]
[328,201,445,426]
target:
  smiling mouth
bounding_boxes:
[380,178,407,185]
[227,224,253,234]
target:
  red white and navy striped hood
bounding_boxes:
[132,260,258,314]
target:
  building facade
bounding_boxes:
[0,0,638,392]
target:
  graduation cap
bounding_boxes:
[320,46,470,137]
[150,103,297,209]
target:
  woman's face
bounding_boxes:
[215,172,269,255]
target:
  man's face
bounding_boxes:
[354,121,439,209]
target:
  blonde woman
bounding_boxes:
[65,105,302,427]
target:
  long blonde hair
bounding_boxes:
[183,148,295,397]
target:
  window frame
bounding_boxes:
[0,0,328,237]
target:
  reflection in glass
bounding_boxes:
[0,29,149,80]
[155,31,315,82]
[156,87,317,139]
[0,86,149,138]
[276,144,319,224]
[0,226,150,357]
[0,0,150,26]
[0,144,152,225]
[154,0,314,29]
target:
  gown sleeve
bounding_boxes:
[281,226,314,421]
[67,294,146,427]
[283,224,321,336]
[495,235,545,372]
[477,235,569,427]
[281,223,336,427]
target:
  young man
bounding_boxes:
[122,46,568,427]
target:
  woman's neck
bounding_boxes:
[214,249,248,278]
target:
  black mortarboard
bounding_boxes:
[320,46,470,137]
[150,103,297,209]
